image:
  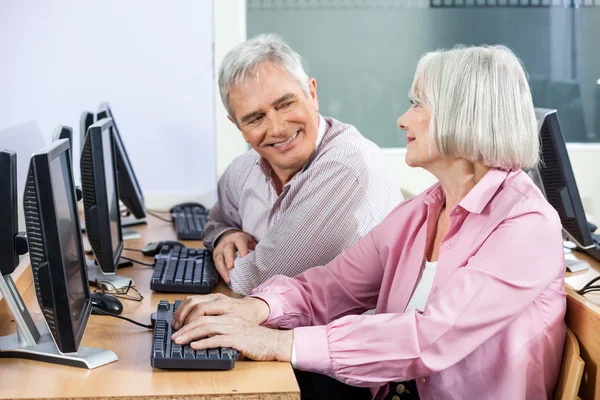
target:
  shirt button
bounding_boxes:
[432,286,438,293]
[396,384,406,394]
[421,377,426,384]
[392,396,400,400]
[446,243,452,249]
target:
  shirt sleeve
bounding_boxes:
[258,202,566,388]
[202,163,243,251]
[251,224,386,328]
[230,160,381,295]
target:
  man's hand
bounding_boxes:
[213,230,257,283]
[171,314,293,362]
[171,293,270,330]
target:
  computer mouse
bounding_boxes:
[90,292,123,315]
[141,240,185,256]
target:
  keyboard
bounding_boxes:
[151,245,218,293]
[171,204,208,240]
[151,300,239,370]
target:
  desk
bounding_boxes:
[565,252,600,400]
[0,215,300,400]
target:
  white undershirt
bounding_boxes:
[290,260,438,367]
[405,260,438,312]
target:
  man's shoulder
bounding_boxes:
[225,149,260,176]
[320,117,383,157]
[314,117,387,175]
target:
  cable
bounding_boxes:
[120,255,156,267]
[92,307,153,329]
[577,276,600,295]
[123,248,144,253]
[147,210,173,223]
[146,208,170,214]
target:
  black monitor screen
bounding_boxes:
[102,127,120,257]
[49,152,87,333]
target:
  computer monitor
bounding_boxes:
[0,150,19,275]
[0,139,118,368]
[80,111,94,153]
[97,103,146,221]
[52,126,74,165]
[549,80,589,143]
[80,118,133,289]
[24,139,91,353]
[534,108,600,262]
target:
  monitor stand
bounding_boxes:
[86,259,136,290]
[121,215,147,227]
[0,273,118,369]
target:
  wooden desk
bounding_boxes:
[0,215,300,400]
[565,252,600,400]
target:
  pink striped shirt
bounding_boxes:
[203,116,402,295]
[252,168,567,400]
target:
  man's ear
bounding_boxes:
[308,78,319,112]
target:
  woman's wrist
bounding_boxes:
[275,329,294,362]
[245,296,271,324]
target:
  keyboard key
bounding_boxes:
[183,346,195,359]
[171,344,183,359]
[208,349,220,360]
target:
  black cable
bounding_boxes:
[119,255,156,267]
[579,286,600,295]
[577,276,600,295]
[92,307,153,329]
[123,248,144,253]
[147,210,174,222]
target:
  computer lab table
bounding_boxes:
[0,214,300,400]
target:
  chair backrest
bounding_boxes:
[553,327,585,400]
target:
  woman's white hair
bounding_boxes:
[410,45,539,171]
[218,34,310,118]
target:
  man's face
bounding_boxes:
[228,62,320,179]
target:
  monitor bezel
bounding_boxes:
[536,108,594,249]
[97,103,146,219]
[79,111,94,153]
[28,139,92,353]
[0,149,19,276]
[81,118,124,274]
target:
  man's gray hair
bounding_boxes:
[410,45,539,171]
[218,34,310,118]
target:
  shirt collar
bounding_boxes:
[424,168,509,215]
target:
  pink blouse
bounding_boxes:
[252,168,567,399]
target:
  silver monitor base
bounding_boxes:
[86,260,135,290]
[0,275,117,369]
[121,215,147,227]
[0,321,118,369]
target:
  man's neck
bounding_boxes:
[271,167,302,195]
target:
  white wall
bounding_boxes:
[0,0,217,209]
[214,0,248,177]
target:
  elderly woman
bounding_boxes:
[171,45,567,400]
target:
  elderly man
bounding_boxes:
[204,34,401,295]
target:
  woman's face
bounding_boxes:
[397,101,441,169]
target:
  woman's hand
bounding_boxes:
[171,293,270,330]
[171,314,293,362]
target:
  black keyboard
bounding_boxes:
[171,204,208,240]
[151,300,239,370]
[150,245,218,293]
